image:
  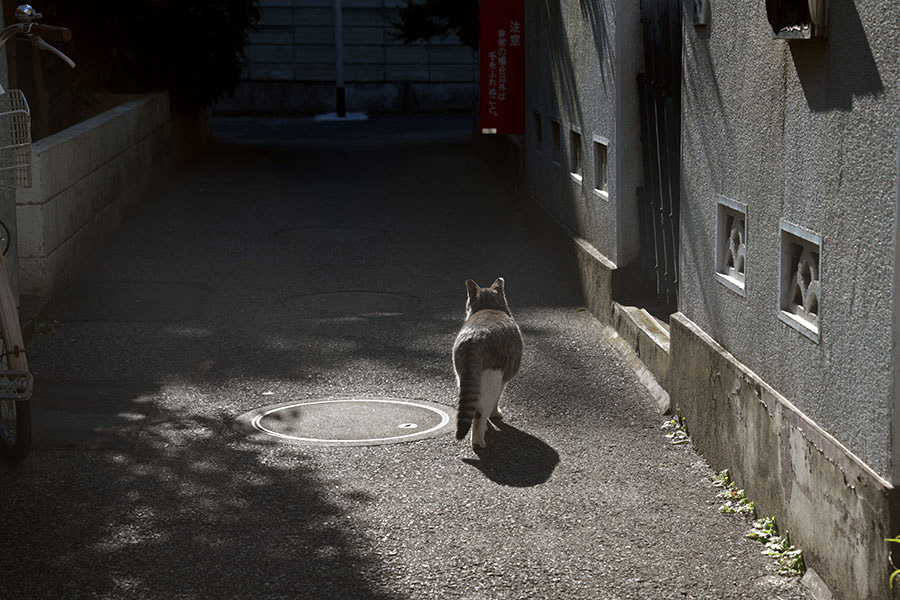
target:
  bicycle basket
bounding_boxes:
[0,89,31,189]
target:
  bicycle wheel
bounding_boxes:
[0,253,29,459]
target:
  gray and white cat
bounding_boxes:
[452,278,523,448]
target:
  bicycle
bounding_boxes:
[0,4,73,460]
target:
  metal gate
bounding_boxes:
[637,0,681,302]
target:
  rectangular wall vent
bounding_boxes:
[569,129,582,183]
[593,136,609,201]
[715,195,747,296]
[766,0,827,39]
[533,112,543,153]
[551,119,561,165]
[778,220,821,342]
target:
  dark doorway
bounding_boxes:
[636,0,682,306]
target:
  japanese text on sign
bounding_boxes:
[480,0,524,135]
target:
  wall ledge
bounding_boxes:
[670,311,897,600]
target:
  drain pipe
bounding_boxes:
[334,0,346,118]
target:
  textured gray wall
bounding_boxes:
[680,0,900,479]
[523,0,643,266]
[219,0,479,113]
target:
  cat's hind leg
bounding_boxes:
[474,370,504,447]
[491,387,505,421]
[472,412,487,448]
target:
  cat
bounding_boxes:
[452,278,523,448]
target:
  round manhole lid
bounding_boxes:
[236,398,454,446]
[285,292,417,314]
[274,227,383,243]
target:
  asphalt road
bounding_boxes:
[0,114,811,599]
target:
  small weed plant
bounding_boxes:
[747,517,805,576]
[885,537,900,588]
[33,320,55,335]
[712,470,756,516]
[661,409,690,445]
[663,417,806,578]
[711,472,805,577]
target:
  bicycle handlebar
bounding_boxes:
[0,20,75,69]
[25,23,71,42]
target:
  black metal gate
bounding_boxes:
[637,0,681,302]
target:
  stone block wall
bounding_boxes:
[16,93,210,300]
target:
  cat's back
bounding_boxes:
[454,308,523,375]
[456,308,520,342]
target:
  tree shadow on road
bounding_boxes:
[0,396,405,600]
[8,116,579,596]
[462,421,559,487]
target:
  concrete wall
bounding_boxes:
[672,1,900,596]
[15,92,210,300]
[493,1,900,596]
[216,0,479,113]
[679,0,900,481]
[523,0,643,268]
[670,312,898,600]
[485,121,897,600]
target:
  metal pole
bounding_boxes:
[334,0,345,117]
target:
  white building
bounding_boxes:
[218,0,479,114]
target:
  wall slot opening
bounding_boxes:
[533,112,543,151]
[766,0,827,39]
[715,195,747,296]
[551,120,561,165]
[778,221,821,343]
[569,129,582,183]
[593,136,609,200]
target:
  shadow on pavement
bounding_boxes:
[462,421,559,487]
[0,398,404,599]
[6,114,574,597]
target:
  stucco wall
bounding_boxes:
[679,0,900,479]
[524,0,642,267]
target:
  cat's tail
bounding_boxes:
[455,348,481,440]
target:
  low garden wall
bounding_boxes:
[15,92,209,300]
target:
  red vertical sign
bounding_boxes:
[479,0,525,135]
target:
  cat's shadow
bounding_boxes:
[461,421,560,487]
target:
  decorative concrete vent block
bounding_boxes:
[779,220,821,342]
[715,195,747,296]
[569,128,583,183]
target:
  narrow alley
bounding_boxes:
[0,114,811,599]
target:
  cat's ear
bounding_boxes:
[492,277,505,291]
[465,279,479,301]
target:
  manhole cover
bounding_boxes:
[236,398,453,446]
[285,292,417,314]
[274,227,383,243]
